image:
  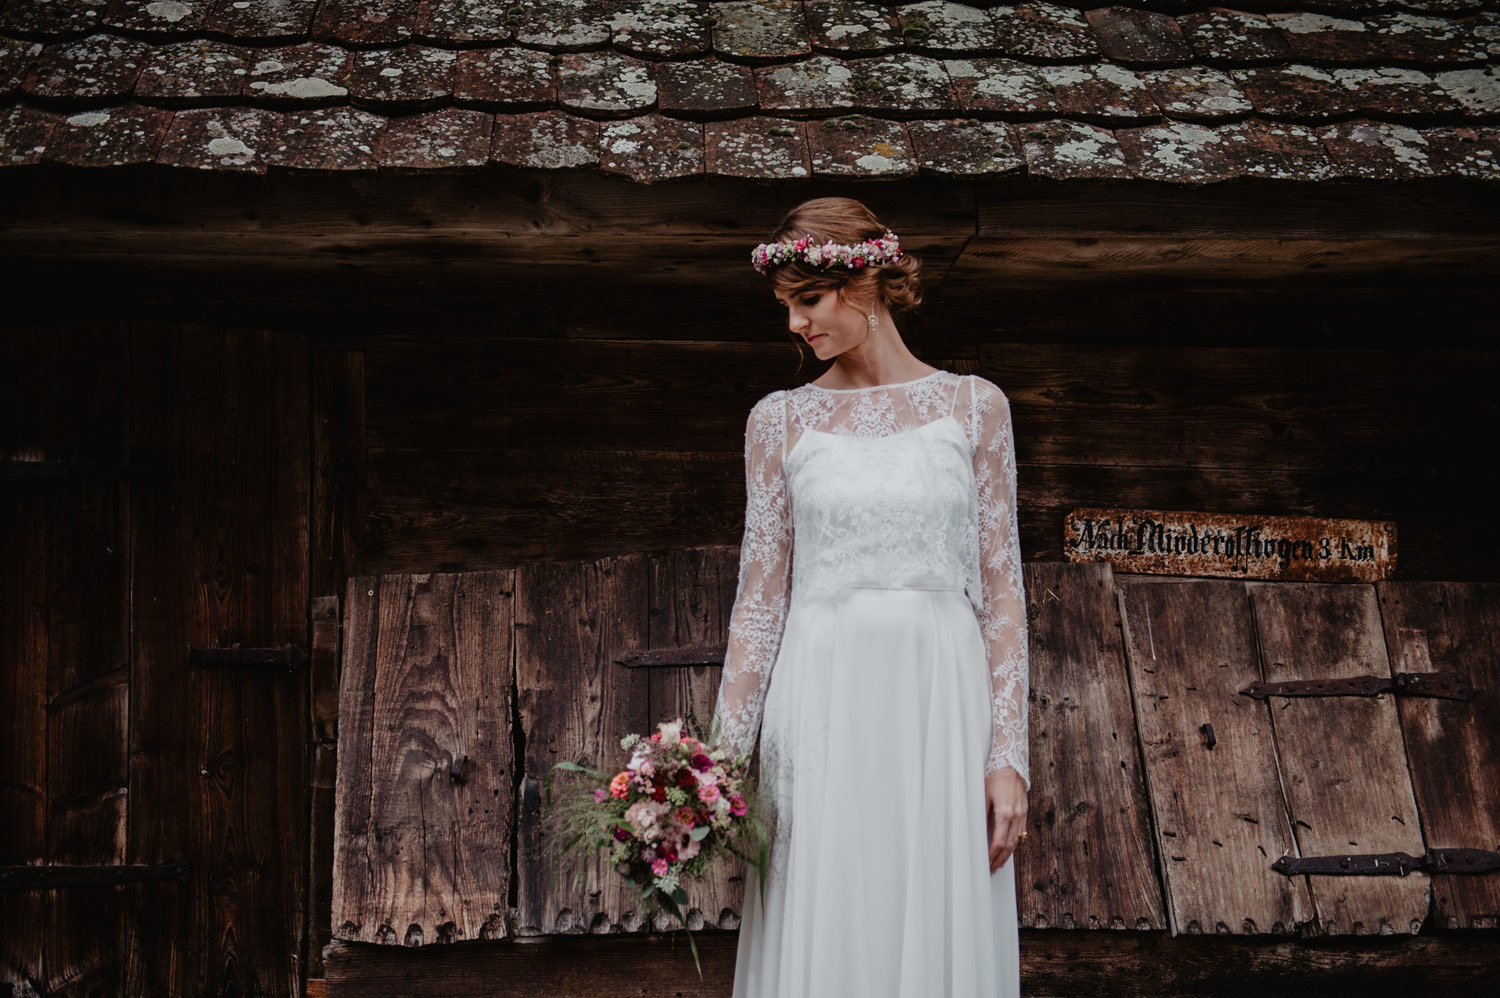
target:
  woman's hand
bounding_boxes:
[985,767,1028,874]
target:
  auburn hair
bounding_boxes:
[762,197,924,316]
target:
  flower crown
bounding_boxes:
[750,231,903,275]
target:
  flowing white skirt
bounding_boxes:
[731,586,1021,998]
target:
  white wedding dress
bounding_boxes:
[712,369,1028,998]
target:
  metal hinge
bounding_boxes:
[188,641,308,671]
[1241,670,1472,701]
[1272,848,1500,876]
[615,643,727,668]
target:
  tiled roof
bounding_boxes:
[0,1,1496,182]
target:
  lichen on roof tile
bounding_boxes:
[1085,5,1194,66]
[1014,118,1131,179]
[137,39,251,103]
[712,0,810,63]
[212,0,319,41]
[0,38,44,98]
[375,106,492,168]
[1176,8,1289,64]
[755,54,855,113]
[1139,65,1251,119]
[598,113,702,182]
[1210,117,1335,181]
[896,2,999,55]
[908,118,1022,175]
[0,0,110,39]
[412,0,515,45]
[454,46,555,108]
[0,104,63,164]
[41,103,172,166]
[244,42,352,103]
[491,108,599,168]
[311,0,419,46]
[1421,124,1500,180]
[1332,65,1460,116]
[23,32,151,100]
[1365,11,1492,63]
[657,57,758,117]
[705,115,808,178]
[508,0,613,51]
[1268,12,1386,63]
[945,56,1057,114]
[347,45,457,108]
[1040,62,1159,120]
[1231,63,1361,119]
[273,104,387,169]
[844,52,956,116]
[807,115,914,176]
[1317,118,1437,179]
[807,1,903,55]
[991,3,1098,61]
[1434,65,1500,114]
[156,105,284,171]
[104,0,216,34]
[557,50,657,117]
[1114,118,1240,183]
[607,0,711,60]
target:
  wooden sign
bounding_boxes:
[1064,507,1395,582]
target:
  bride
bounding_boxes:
[711,197,1029,997]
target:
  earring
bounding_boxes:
[868,310,877,330]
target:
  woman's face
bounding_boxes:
[773,284,868,359]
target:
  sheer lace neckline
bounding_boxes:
[801,370,946,394]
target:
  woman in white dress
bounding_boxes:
[711,197,1029,997]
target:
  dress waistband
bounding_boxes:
[802,584,966,595]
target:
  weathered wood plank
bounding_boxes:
[1246,582,1428,935]
[323,929,1500,998]
[333,575,383,941]
[645,546,746,930]
[1376,581,1500,929]
[125,325,309,997]
[514,553,652,934]
[334,571,515,945]
[1021,562,1165,931]
[1116,577,1314,936]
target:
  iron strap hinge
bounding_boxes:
[188,641,308,671]
[1241,670,1473,701]
[1272,848,1500,876]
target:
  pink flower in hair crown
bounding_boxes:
[750,231,903,275]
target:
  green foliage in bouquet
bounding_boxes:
[542,716,770,978]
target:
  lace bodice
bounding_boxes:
[711,369,1030,788]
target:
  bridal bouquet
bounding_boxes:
[544,717,768,977]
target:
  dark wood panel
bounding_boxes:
[1376,581,1500,930]
[324,928,1500,998]
[309,342,366,980]
[1116,577,1313,936]
[366,446,1495,582]
[514,554,652,935]
[1020,562,1165,931]
[1247,582,1428,935]
[125,325,309,997]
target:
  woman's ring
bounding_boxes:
[1016,831,1028,843]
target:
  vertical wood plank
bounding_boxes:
[1247,582,1428,935]
[1116,577,1314,936]
[126,325,309,997]
[333,571,515,946]
[646,545,745,930]
[1376,581,1500,929]
[309,341,365,980]
[333,574,383,942]
[515,553,651,934]
[1020,562,1166,931]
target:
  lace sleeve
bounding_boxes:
[711,392,794,761]
[969,376,1030,790]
